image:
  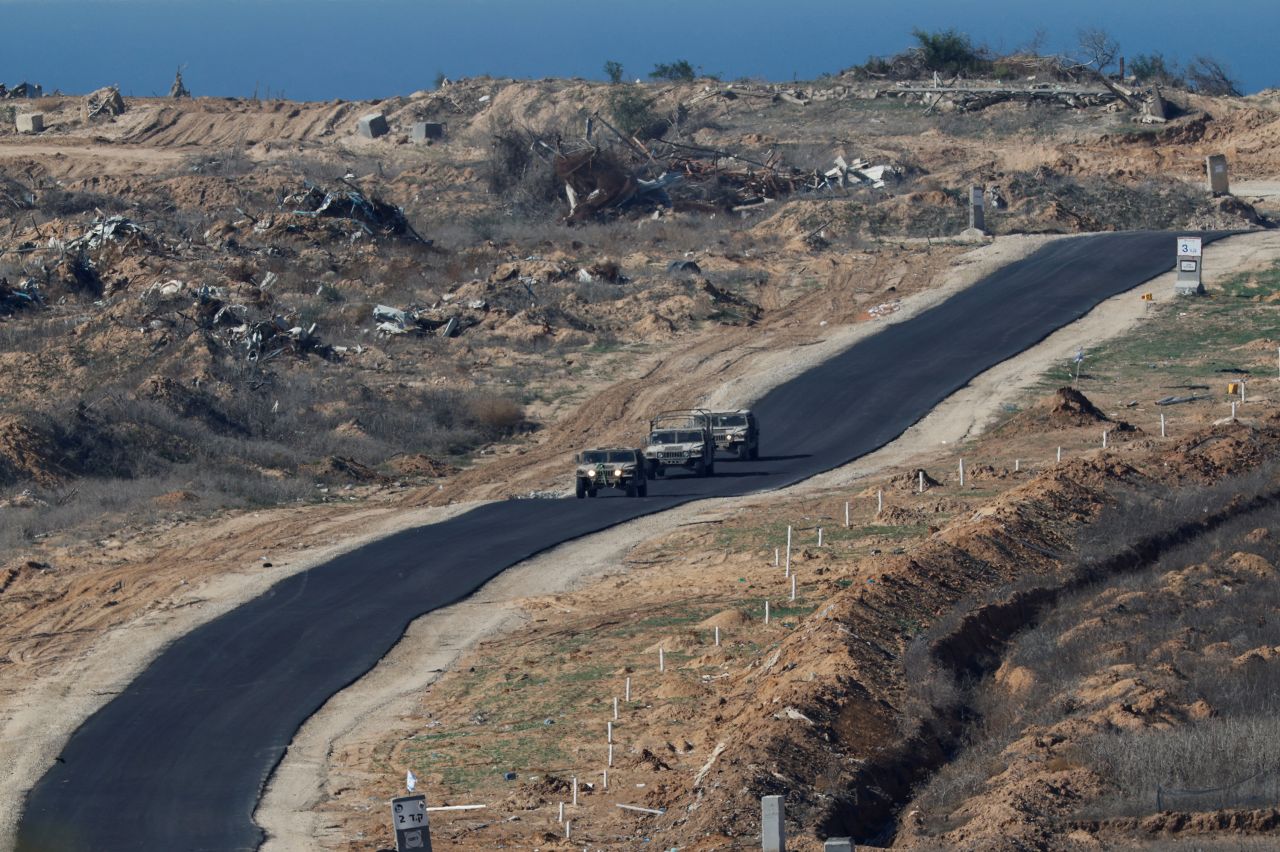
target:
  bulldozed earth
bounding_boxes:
[3,70,1280,849]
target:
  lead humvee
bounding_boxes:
[574,447,647,498]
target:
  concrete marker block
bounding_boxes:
[357,112,389,138]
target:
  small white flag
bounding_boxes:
[406,770,417,793]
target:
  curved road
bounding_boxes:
[18,231,1220,850]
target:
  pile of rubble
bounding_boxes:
[373,301,486,338]
[282,180,426,242]
[82,86,126,121]
[191,284,331,362]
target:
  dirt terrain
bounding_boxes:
[2,67,1280,850]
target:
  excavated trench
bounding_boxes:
[817,473,1280,845]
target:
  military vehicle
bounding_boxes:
[574,447,647,498]
[644,409,716,478]
[709,409,759,459]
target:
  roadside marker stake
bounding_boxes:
[1057,446,1062,463]
[877,489,883,514]
[565,819,571,839]
[572,777,578,806]
[658,647,665,673]
[764,601,770,624]
[714,625,720,646]
[1102,430,1108,449]
[844,501,850,528]
[1160,413,1166,437]
[608,743,614,766]
[790,574,797,602]
[784,526,792,577]
[603,769,608,790]
[817,527,823,547]
[613,697,618,720]
[958,458,965,487]
[625,677,631,702]
[559,802,564,822]
[773,547,779,567]
[1232,401,1238,420]
[918,470,924,493]
[608,721,613,743]
[1014,458,1020,472]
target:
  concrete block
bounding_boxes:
[411,121,445,143]
[1206,154,1229,196]
[357,112,389,139]
[761,795,785,852]
[15,112,44,134]
[824,839,854,852]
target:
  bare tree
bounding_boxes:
[1186,55,1241,96]
[1077,27,1120,74]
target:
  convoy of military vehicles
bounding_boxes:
[574,408,760,498]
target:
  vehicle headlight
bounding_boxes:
[587,469,596,478]
[690,448,702,456]
[613,467,623,477]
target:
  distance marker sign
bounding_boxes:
[391,795,431,851]
[1177,237,1202,257]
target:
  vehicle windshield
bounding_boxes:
[713,415,747,427]
[580,451,608,463]
[606,450,636,463]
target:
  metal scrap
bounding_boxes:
[372,302,482,338]
[62,216,148,252]
[83,86,125,120]
[283,179,427,242]
[0,277,42,315]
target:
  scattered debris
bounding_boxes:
[283,180,427,242]
[194,287,330,361]
[62,216,148,252]
[372,302,482,338]
[167,69,190,99]
[82,86,126,120]
[0,277,42,315]
[821,156,899,190]
[1156,394,1208,406]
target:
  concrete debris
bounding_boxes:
[372,301,485,338]
[0,81,43,99]
[0,277,43,315]
[866,299,902,318]
[83,86,126,120]
[194,287,330,361]
[168,69,190,99]
[356,112,389,139]
[283,180,426,242]
[15,112,44,134]
[63,216,147,252]
[821,156,899,190]
[411,121,445,143]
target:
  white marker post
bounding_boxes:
[1057,446,1062,463]
[877,489,883,514]
[1102,430,1108,449]
[764,601,770,624]
[565,820,571,839]
[608,721,613,743]
[658,647,665,673]
[625,677,631,702]
[918,471,924,493]
[773,547,779,567]
[602,769,608,790]
[572,777,578,807]
[608,743,614,766]
[1015,458,1020,472]
[844,501,850,528]
[714,625,720,647]
[817,527,823,547]
[790,574,797,602]
[959,458,965,487]
[1160,413,1166,437]
[784,526,792,577]
[613,697,618,720]
[1232,401,1238,420]
[558,802,565,822]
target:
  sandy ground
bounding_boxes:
[252,230,1280,848]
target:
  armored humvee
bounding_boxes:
[709,409,759,459]
[644,409,716,478]
[574,447,647,498]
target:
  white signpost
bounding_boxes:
[391,794,431,851]
[1175,236,1204,295]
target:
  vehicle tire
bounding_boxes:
[575,479,586,499]
[750,445,759,460]
[655,466,665,478]
[706,461,715,476]
[625,483,637,498]
[735,443,748,460]
[695,458,707,477]
[645,463,656,481]
[637,480,647,497]
[588,488,598,498]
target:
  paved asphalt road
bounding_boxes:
[17,231,1222,850]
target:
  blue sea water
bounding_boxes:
[0,0,1275,101]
